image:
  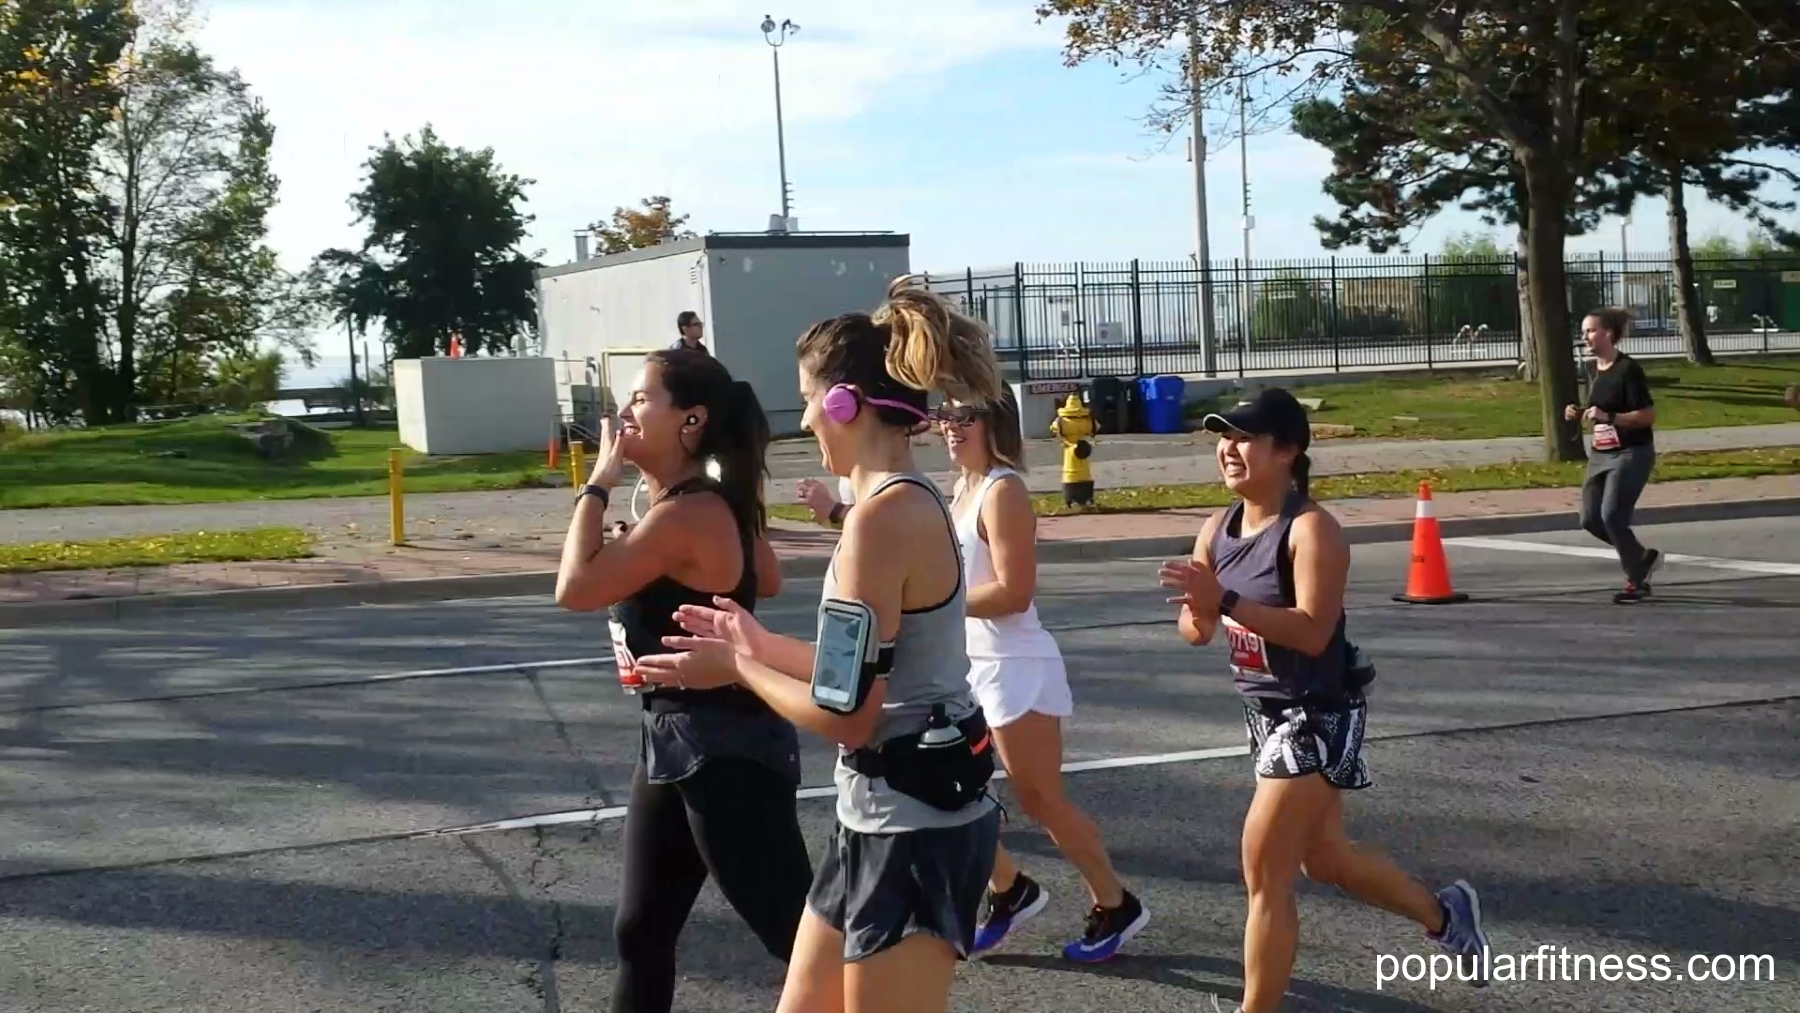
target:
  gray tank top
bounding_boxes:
[1209,491,1350,703]
[826,472,996,833]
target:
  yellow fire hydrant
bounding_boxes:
[1050,393,1097,507]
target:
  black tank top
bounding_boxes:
[608,478,800,784]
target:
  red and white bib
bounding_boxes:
[1592,422,1620,451]
[1223,616,1273,680]
[609,618,644,688]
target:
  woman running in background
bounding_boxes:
[553,348,810,1013]
[635,276,1006,1013]
[1159,387,1488,1013]
[1565,307,1662,604]
[938,387,1149,963]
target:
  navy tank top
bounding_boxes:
[1209,490,1351,703]
[607,477,800,785]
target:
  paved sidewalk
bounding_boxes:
[5,473,1798,607]
[4,422,1799,548]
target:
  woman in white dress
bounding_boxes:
[938,387,1150,963]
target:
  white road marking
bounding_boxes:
[1445,537,1800,576]
[424,745,1251,838]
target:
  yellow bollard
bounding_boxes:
[571,442,587,489]
[388,448,405,546]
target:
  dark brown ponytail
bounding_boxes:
[1293,451,1312,500]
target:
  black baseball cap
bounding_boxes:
[1201,387,1311,452]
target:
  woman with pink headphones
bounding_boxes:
[635,276,1007,1013]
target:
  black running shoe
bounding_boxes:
[1062,889,1150,963]
[971,873,1047,954]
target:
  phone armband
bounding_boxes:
[810,597,879,715]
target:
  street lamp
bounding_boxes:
[761,15,799,229]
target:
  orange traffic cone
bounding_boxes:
[1392,481,1469,604]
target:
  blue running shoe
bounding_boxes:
[971,874,1048,955]
[1061,890,1149,963]
[1429,879,1490,987]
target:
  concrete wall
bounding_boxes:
[394,357,558,455]
[706,243,912,434]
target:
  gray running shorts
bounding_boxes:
[806,809,1002,963]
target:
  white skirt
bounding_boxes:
[966,655,1073,728]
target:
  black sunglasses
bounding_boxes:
[932,405,986,426]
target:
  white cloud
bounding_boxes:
[196,0,1053,270]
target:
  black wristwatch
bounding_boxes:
[1219,589,1240,617]
[576,484,610,508]
[827,502,847,526]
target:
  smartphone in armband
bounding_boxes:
[811,598,877,714]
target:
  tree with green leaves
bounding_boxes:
[590,195,697,255]
[312,126,539,359]
[98,0,315,418]
[1287,57,1632,383]
[1596,2,1800,366]
[1038,0,1790,461]
[0,0,133,425]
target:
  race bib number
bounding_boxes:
[1592,423,1620,451]
[1223,616,1272,678]
[608,618,643,688]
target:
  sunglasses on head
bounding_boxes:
[932,404,986,426]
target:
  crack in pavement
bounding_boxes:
[524,669,612,808]
[460,835,563,1013]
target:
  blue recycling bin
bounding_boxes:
[1140,374,1186,434]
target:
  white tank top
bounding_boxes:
[952,467,1063,660]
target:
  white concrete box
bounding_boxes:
[394,356,558,455]
[536,232,911,435]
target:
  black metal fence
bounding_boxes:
[921,254,1800,381]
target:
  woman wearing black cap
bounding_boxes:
[1158,387,1489,1013]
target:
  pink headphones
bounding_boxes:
[820,384,929,425]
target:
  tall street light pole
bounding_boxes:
[761,15,799,229]
[1188,26,1217,377]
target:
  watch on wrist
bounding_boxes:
[1219,589,1240,617]
[577,483,610,509]
[827,502,847,526]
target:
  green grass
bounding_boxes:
[768,447,1800,523]
[0,527,315,574]
[1188,355,1800,441]
[0,414,553,509]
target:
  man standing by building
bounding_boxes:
[672,311,708,354]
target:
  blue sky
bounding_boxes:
[195,0,1796,378]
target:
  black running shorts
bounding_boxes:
[806,809,1002,963]
[1242,698,1372,791]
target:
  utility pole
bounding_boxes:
[1239,74,1253,354]
[1190,27,1217,376]
[761,16,799,228]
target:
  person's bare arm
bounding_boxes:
[731,490,909,748]
[1223,508,1348,656]
[554,498,688,612]
[966,475,1036,619]
[1178,511,1225,646]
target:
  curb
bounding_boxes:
[3,496,1797,629]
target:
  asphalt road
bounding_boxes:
[1,516,1796,1011]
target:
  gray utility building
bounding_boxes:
[535,231,911,435]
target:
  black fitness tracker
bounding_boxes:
[1219,589,1240,617]
[827,502,848,526]
[577,484,610,509]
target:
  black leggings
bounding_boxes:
[611,758,813,1013]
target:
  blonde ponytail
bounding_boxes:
[872,274,1005,407]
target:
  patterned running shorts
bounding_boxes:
[1242,698,1372,790]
